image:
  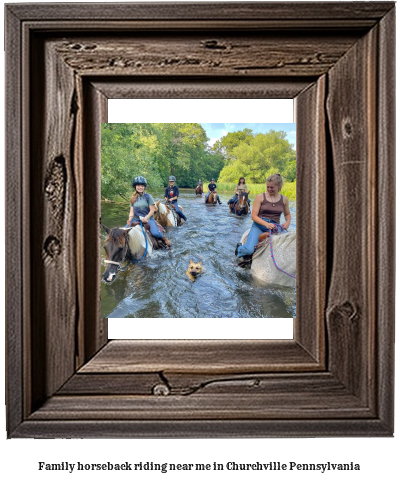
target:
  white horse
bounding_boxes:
[240,230,296,287]
[154,201,184,227]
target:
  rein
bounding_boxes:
[269,225,296,279]
[130,220,148,263]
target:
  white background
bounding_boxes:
[1,1,398,486]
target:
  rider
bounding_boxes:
[227,177,251,206]
[205,178,222,204]
[164,176,187,221]
[126,176,171,247]
[235,173,291,262]
[196,179,203,190]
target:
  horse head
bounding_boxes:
[102,224,131,282]
[237,191,249,209]
[207,190,218,204]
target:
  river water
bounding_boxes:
[101,189,296,319]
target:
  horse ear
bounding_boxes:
[101,223,110,234]
[248,190,250,194]
[190,259,193,264]
[198,261,202,265]
[123,227,131,234]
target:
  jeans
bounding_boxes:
[125,218,163,239]
[171,200,187,220]
[237,218,285,258]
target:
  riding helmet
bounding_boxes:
[132,176,147,188]
[168,175,176,182]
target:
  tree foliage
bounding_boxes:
[217,130,296,184]
[101,124,295,199]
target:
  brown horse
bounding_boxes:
[205,190,218,205]
[229,191,250,216]
[195,185,203,196]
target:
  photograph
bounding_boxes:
[101,122,297,319]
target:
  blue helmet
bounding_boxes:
[132,176,147,188]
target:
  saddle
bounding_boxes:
[129,221,168,250]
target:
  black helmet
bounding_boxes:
[132,176,147,188]
[211,178,215,181]
[168,175,176,182]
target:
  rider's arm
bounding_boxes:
[235,185,239,194]
[251,194,275,230]
[281,196,291,229]
[143,204,156,222]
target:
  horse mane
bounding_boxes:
[104,228,128,247]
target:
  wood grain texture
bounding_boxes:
[5,2,395,438]
[7,2,394,22]
[5,5,24,436]
[30,36,78,409]
[91,78,311,100]
[79,340,321,374]
[325,26,376,404]
[375,7,395,432]
[14,418,390,439]
[53,34,361,78]
[295,76,326,363]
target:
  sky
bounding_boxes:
[200,123,296,150]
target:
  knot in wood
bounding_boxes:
[343,119,353,137]
[44,236,61,258]
[152,383,170,396]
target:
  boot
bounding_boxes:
[162,236,172,247]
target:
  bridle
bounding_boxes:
[104,231,131,270]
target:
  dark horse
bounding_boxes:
[195,185,203,196]
[205,190,218,205]
[102,225,133,283]
[229,191,250,216]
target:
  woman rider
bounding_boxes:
[227,177,251,206]
[205,178,222,204]
[126,176,171,247]
[164,176,188,221]
[235,174,291,262]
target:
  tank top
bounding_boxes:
[236,184,248,193]
[258,193,284,224]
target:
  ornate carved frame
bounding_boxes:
[5,2,395,437]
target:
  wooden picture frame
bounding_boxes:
[5,2,395,438]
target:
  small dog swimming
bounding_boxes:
[186,260,203,282]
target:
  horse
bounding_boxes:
[102,223,156,282]
[195,185,203,196]
[229,191,250,216]
[205,190,218,205]
[154,201,184,227]
[240,229,296,287]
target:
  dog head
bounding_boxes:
[187,259,203,277]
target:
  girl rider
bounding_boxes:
[227,177,251,206]
[235,174,291,262]
[126,176,171,247]
[164,176,188,221]
[205,178,222,204]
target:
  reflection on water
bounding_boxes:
[101,189,296,318]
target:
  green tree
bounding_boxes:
[218,130,296,183]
